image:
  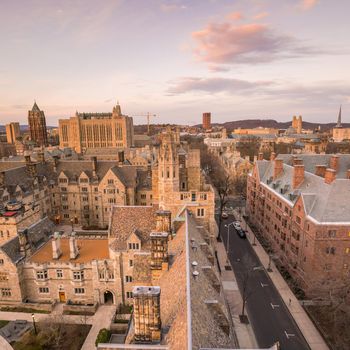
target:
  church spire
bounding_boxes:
[336,105,342,128]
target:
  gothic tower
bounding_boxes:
[28,102,48,147]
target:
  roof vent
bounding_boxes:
[192,270,199,280]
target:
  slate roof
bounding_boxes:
[1,216,54,264]
[256,157,350,223]
[109,205,159,251]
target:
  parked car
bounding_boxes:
[233,221,241,230]
[221,211,229,219]
[237,229,246,239]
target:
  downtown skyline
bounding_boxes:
[1,0,350,125]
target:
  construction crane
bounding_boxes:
[133,113,157,135]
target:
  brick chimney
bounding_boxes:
[273,159,283,179]
[18,229,31,257]
[25,155,37,177]
[293,165,305,189]
[69,232,79,259]
[155,210,171,233]
[133,286,161,343]
[118,151,125,163]
[315,165,327,177]
[330,155,339,172]
[91,156,97,178]
[270,152,276,161]
[325,168,336,184]
[150,232,169,279]
[258,152,263,161]
[292,157,303,166]
[0,171,5,188]
[52,232,62,259]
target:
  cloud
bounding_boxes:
[227,11,243,20]
[167,77,273,95]
[208,65,231,72]
[253,12,269,20]
[299,0,319,11]
[192,21,323,65]
[160,3,187,12]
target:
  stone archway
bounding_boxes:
[104,290,114,304]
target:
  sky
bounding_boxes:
[0,0,349,126]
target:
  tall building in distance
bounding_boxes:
[292,115,303,134]
[5,122,20,144]
[202,112,211,130]
[59,102,134,153]
[28,102,48,146]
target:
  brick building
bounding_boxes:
[247,153,350,294]
[58,103,134,153]
[202,112,211,130]
[28,102,48,147]
[5,122,20,144]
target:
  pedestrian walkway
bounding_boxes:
[216,240,258,349]
[235,210,329,350]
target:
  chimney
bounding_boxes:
[156,210,171,233]
[315,165,327,177]
[18,229,31,257]
[330,155,339,172]
[293,165,305,189]
[258,153,263,161]
[0,171,5,188]
[133,286,161,343]
[273,159,283,179]
[118,151,125,163]
[37,151,45,164]
[69,232,79,259]
[53,155,59,172]
[24,154,31,165]
[347,169,350,179]
[150,232,169,278]
[292,157,303,166]
[91,156,97,177]
[325,168,336,184]
[270,152,276,161]
[52,232,62,259]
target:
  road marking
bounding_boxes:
[284,330,295,339]
[270,303,280,309]
[260,282,269,287]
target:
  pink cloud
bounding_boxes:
[227,11,243,20]
[253,12,269,20]
[192,20,321,65]
[299,0,319,11]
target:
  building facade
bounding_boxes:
[59,103,134,153]
[28,102,48,147]
[202,112,211,130]
[5,123,20,144]
[247,154,350,294]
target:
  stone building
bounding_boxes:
[152,128,216,234]
[28,102,48,147]
[58,103,134,153]
[247,153,350,294]
[292,115,303,134]
[202,112,211,130]
[333,106,350,142]
[5,122,20,144]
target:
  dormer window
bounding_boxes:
[128,243,140,250]
[80,178,88,183]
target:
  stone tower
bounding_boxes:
[28,102,48,147]
[292,115,302,134]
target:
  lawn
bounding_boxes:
[0,306,50,314]
[12,323,91,350]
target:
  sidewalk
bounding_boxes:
[236,210,329,350]
[216,240,258,349]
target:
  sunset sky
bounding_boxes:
[0,0,349,125]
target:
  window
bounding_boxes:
[0,273,8,281]
[128,243,139,250]
[83,196,88,201]
[81,187,88,192]
[59,178,68,183]
[126,291,133,299]
[328,230,336,238]
[296,216,301,224]
[345,247,350,254]
[94,187,98,192]
[56,270,63,278]
[141,194,146,199]
[191,193,196,202]
[62,205,68,210]
[1,288,11,297]
[108,179,114,184]
[64,214,70,218]
[129,260,133,267]
[80,178,88,183]
[39,287,49,294]
[74,288,85,294]
[197,208,205,217]
[73,271,84,280]
[326,247,336,255]
[60,187,67,192]
[36,270,48,280]
[125,276,132,283]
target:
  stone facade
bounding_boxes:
[5,123,20,144]
[247,154,350,294]
[59,103,134,153]
[28,102,48,147]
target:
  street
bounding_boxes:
[220,215,310,350]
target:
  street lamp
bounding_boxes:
[224,222,235,265]
[31,313,37,335]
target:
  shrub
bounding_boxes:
[95,328,111,346]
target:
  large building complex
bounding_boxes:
[247,153,350,294]
[28,102,48,147]
[58,103,134,153]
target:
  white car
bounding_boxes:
[233,221,241,230]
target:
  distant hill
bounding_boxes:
[196,119,350,132]
[0,125,56,133]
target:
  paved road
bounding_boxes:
[220,215,310,350]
